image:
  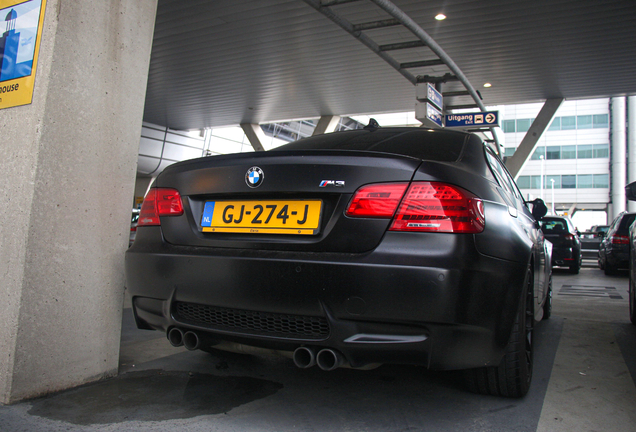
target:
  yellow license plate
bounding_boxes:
[201,200,322,235]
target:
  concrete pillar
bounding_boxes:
[0,0,157,404]
[312,115,341,136]
[627,96,636,212]
[610,97,627,220]
[240,123,266,151]
[505,98,563,179]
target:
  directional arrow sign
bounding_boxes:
[445,111,499,128]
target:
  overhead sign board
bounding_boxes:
[445,111,499,128]
[415,101,443,128]
[416,83,443,111]
[426,83,442,110]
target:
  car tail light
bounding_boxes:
[137,188,184,227]
[564,233,573,241]
[347,181,485,233]
[611,234,629,245]
[389,182,485,233]
[346,183,409,218]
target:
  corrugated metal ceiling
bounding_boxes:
[143,0,636,131]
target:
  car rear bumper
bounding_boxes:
[551,246,580,266]
[126,227,528,370]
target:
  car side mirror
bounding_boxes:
[529,198,548,220]
[626,181,636,201]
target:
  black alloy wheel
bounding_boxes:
[465,266,534,397]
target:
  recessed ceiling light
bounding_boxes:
[435,14,446,21]
[483,83,492,88]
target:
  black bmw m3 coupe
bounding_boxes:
[126,126,552,397]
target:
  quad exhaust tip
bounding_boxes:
[316,348,345,371]
[183,331,201,351]
[293,347,346,371]
[293,347,317,369]
[168,327,184,347]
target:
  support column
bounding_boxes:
[240,123,266,151]
[628,96,636,212]
[610,97,627,219]
[312,115,341,136]
[0,0,157,404]
[505,98,563,179]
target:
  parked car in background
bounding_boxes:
[624,183,636,324]
[586,225,609,239]
[598,211,636,275]
[539,216,582,274]
[126,127,552,398]
[579,224,609,260]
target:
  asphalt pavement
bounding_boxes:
[1,259,635,431]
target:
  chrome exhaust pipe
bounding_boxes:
[167,327,184,347]
[293,346,317,369]
[183,331,201,351]
[316,349,345,371]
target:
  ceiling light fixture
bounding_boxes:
[435,13,446,21]
[483,83,492,88]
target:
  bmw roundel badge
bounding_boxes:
[245,166,264,188]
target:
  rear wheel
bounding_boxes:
[604,260,616,275]
[569,261,580,274]
[465,266,534,398]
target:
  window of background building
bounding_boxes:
[531,146,546,160]
[577,115,593,129]
[593,143,609,158]
[517,176,530,189]
[548,117,561,131]
[561,116,576,130]
[504,147,516,157]
[562,175,576,189]
[503,120,516,133]
[593,174,609,188]
[516,118,533,132]
[593,114,609,128]
[578,144,594,159]
[578,174,593,188]
[530,175,542,189]
[561,145,576,159]
[546,146,561,160]
[546,175,561,188]
[504,113,608,133]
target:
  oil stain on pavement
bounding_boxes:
[28,370,283,425]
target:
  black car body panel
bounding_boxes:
[125,128,551,376]
[599,212,636,273]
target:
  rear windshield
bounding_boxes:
[273,129,467,162]
[618,214,636,232]
[540,218,569,232]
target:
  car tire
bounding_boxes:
[542,275,552,320]
[465,266,534,398]
[604,261,616,276]
[569,261,580,274]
